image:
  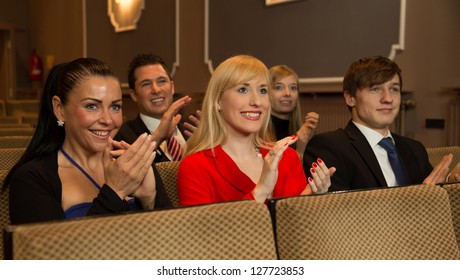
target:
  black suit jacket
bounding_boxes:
[114,114,188,163]
[303,120,433,192]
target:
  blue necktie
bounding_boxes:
[378,137,411,186]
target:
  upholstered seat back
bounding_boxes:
[273,185,460,260]
[0,128,35,136]
[442,183,460,248]
[0,148,25,170]
[0,136,31,148]
[7,200,277,260]
[0,170,10,259]
[426,146,460,169]
[155,161,180,208]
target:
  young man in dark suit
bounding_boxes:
[115,53,200,162]
[303,56,459,191]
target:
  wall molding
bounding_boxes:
[170,0,180,77]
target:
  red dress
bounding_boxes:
[178,145,306,206]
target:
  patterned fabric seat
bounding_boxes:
[441,183,460,248]
[0,136,31,148]
[426,146,460,170]
[155,161,180,208]
[272,184,460,260]
[6,200,277,260]
[0,128,35,136]
[0,170,10,259]
[0,148,25,170]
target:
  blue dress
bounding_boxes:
[64,199,138,219]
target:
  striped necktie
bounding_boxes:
[167,135,183,161]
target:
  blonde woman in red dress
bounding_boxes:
[178,55,335,206]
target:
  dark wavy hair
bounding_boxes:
[4,57,117,188]
[127,53,171,90]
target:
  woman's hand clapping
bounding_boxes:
[103,133,157,209]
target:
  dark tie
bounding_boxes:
[378,137,411,186]
[167,135,183,161]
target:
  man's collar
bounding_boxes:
[352,121,393,146]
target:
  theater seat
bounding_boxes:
[441,182,460,248]
[6,200,276,260]
[0,170,10,259]
[0,136,31,148]
[155,161,180,208]
[426,146,460,170]
[272,184,460,260]
[0,148,25,170]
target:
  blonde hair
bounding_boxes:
[186,55,274,156]
[269,65,302,137]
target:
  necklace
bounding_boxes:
[60,146,102,190]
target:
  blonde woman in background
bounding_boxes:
[269,65,319,159]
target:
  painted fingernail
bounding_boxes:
[284,142,288,146]
[310,168,316,174]
[308,177,313,182]
[317,158,323,163]
[312,162,318,168]
[291,135,297,139]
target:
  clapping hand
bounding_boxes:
[104,133,157,209]
[183,110,202,138]
[152,95,192,144]
[253,136,299,202]
[423,154,452,185]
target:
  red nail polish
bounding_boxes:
[312,162,318,168]
[317,158,323,163]
[291,135,297,139]
[308,177,313,182]
[310,168,316,174]
[284,142,288,146]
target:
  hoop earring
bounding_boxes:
[57,120,64,127]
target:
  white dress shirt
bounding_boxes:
[353,122,398,187]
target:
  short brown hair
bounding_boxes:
[343,56,402,96]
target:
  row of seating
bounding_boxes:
[0,99,39,128]
[0,128,35,136]
[0,148,26,170]
[2,183,459,260]
[0,99,39,117]
[0,116,22,124]
[0,137,31,149]
[1,147,460,259]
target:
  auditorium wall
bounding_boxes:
[0,0,459,146]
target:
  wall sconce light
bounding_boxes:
[108,0,145,32]
[266,0,302,6]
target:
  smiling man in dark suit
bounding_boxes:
[303,56,459,191]
[115,53,200,162]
